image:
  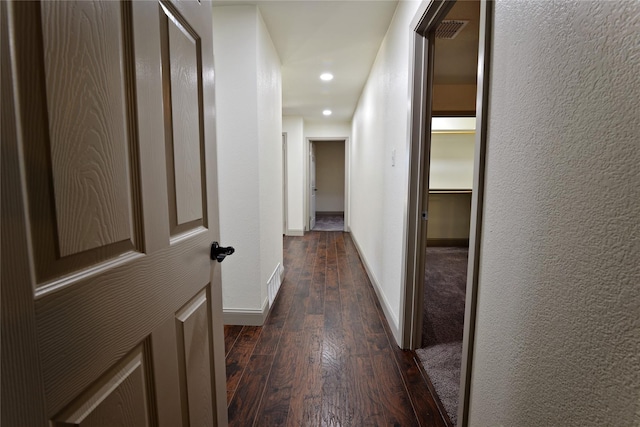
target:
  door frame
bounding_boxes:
[305,137,350,232]
[282,132,288,234]
[401,1,493,426]
[309,141,317,230]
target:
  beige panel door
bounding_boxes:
[1,1,228,426]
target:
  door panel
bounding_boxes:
[1,0,227,425]
[52,345,152,427]
[16,0,143,288]
[162,5,206,232]
[176,289,214,426]
[42,0,135,258]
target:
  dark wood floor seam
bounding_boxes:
[224,232,447,427]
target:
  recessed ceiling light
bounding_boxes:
[323,109,332,116]
[320,73,334,81]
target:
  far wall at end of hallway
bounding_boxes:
[314,140,345,213]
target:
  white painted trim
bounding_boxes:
[285,229,304,236]
[350,233,402,345]
[223,298,269,326]
[282,133,288,235]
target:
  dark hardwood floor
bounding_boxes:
[224,232,447,427]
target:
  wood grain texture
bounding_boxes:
[225,326,262,402]
[9,0,141,286]
[53,349,150,427]
[168,16,204,225]
[1,3,48,425]
[176,290,214,427]
[225,232,447,427]
[151,318,184,427]
[227,354,274,427]
[42,0,133,256]
[224,325,244,357]
[5,0,227,426]
[130,0,170,255]
[252,238,308,356]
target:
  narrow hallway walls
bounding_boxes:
[213,5,283,324]
[350,0,423,343]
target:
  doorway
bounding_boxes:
[403,0,492,426]
[308,139,347,232]
[283,132,288,234]
[417,117,476,426]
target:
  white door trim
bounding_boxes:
[305,137,350,232]
[282,132,288,234]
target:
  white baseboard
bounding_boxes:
[223,262,285,326]
[350,234,402,346]
[223,298,269,326]
[285,229,304,236]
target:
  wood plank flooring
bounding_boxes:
[224,232,447,427]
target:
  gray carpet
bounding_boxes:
[312,212,344,231]
[418,246,468,426]
[422,247,468,347]
[416,342,463,426]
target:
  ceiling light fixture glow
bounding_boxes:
[320,73,334,81]
[323,109,332,116]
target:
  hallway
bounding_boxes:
[224,232,447,426]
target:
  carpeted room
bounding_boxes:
[414,117,477,426]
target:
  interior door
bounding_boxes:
[1,1,228,426]
[310,142,317,230]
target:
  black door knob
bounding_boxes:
[211,242,235,263]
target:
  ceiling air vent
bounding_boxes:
[435,20,469,39]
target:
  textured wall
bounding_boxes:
[469,1,640,425]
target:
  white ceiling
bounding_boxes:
[213,0,399,124]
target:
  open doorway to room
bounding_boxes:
[403,0,491,426]
[309,139,346,232]
[416,3,480,421]
[417,117,476,426]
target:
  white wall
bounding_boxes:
[304,121,351,140]
[315,141,345,212]
[256,11,283,307]
[213,5,283,322]
[350,0,422,342]
[429,132,475,190]
[469,1,640,425]
[282,116,304,234]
